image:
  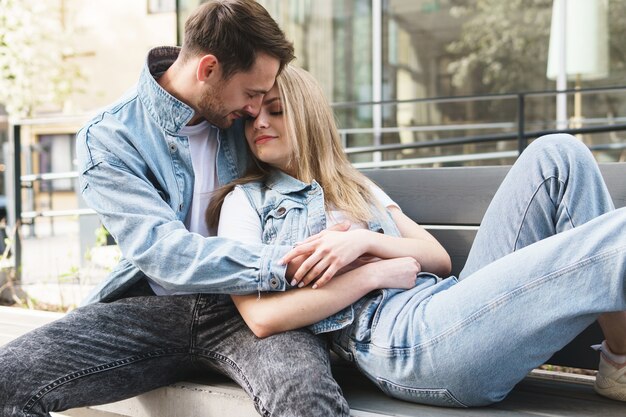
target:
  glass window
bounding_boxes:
[176,0,626,166]
[148,0,176,14]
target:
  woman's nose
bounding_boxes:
[254,114,270,129]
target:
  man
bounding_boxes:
[0,1,349,416]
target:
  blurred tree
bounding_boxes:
[446,0,626,94]
[0,0,83,119]
[446,0,553,94]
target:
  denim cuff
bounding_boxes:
[259,244,290,291]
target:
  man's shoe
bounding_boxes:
[594,350,626,401]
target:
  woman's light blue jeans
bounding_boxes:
[348,134,625,407]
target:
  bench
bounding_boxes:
[2,162,626,416]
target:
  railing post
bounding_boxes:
[12,124,22,283]
[517,93,527,154]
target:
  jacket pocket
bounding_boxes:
[262,200,304,245]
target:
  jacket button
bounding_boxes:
[376,228,384,233]
[269,277,279,289]
[277,207,286,215]
[169,143,177,153]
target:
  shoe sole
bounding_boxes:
[595,381,626,402]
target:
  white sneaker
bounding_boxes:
[593,344,626,401]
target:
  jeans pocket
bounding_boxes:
[376,377,467,408]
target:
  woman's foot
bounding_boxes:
[594,341,626,401]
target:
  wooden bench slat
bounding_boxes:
[364,163,626,226]
[365,166,510,225]
[427,228,476,277]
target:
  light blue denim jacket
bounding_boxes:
[76,47,291,304]
[237,170,403,335]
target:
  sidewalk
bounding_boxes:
[1,218,118,309]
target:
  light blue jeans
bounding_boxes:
[344,134,625,407]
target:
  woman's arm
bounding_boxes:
[217,186,419,338]
[283,206,451,288]
[382,206,451,275]
[232,257,420,338]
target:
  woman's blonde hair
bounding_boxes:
[206,65,379,229]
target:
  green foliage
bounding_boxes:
[94,225,110,247]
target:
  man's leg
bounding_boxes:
[0,291,201,417]
[193,295,350,417]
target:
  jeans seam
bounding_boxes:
[22,348,188,414]
[370,244,626,356]
[193,349,272,416]
[189,294,203,354]
[514,175,572,250]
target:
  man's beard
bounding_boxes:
[197,86,233,129]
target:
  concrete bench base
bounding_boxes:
[52,369,624,417]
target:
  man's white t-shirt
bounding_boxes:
[183,120,219,237]
[150,120,218,295]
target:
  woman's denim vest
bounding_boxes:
[238,170,403,335]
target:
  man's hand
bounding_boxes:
[283,221,370,289]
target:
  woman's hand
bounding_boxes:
[282,228,371,289]
[365,257,421,290]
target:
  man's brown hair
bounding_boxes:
[181,0,295,79]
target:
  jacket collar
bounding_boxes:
[137,46,195,134]
[266,169,320,195]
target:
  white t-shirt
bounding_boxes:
[183,120,220,237]
[150,120,218,296]
[217,184,399,245]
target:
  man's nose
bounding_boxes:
[244,96,264,117]
[243,104,257,116]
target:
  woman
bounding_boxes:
[206,65,626,407]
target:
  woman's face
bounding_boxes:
[244,84,294,174]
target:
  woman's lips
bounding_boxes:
[254,135,276,145]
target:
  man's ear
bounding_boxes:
[197,54,219,82]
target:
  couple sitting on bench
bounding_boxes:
[1,1,625,416]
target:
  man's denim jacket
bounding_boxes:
[76,47,290,304]
[237,170,403,335]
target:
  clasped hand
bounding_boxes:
[281,222,420,290]
[282,221,366,288]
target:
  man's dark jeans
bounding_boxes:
[0,281,349,416]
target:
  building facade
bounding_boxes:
[178,0,626,166]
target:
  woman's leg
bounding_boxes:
[358,134,626,406]
[361,207,626,407]
[460,133,614,278]
[459,133,626,378]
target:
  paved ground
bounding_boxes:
[1,218,117,309]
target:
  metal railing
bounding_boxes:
[7,85,626,281]
[333,85,626,168]
[10,121,97,282]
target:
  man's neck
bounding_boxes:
[157,59,197,118]
[157,59,202,124]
